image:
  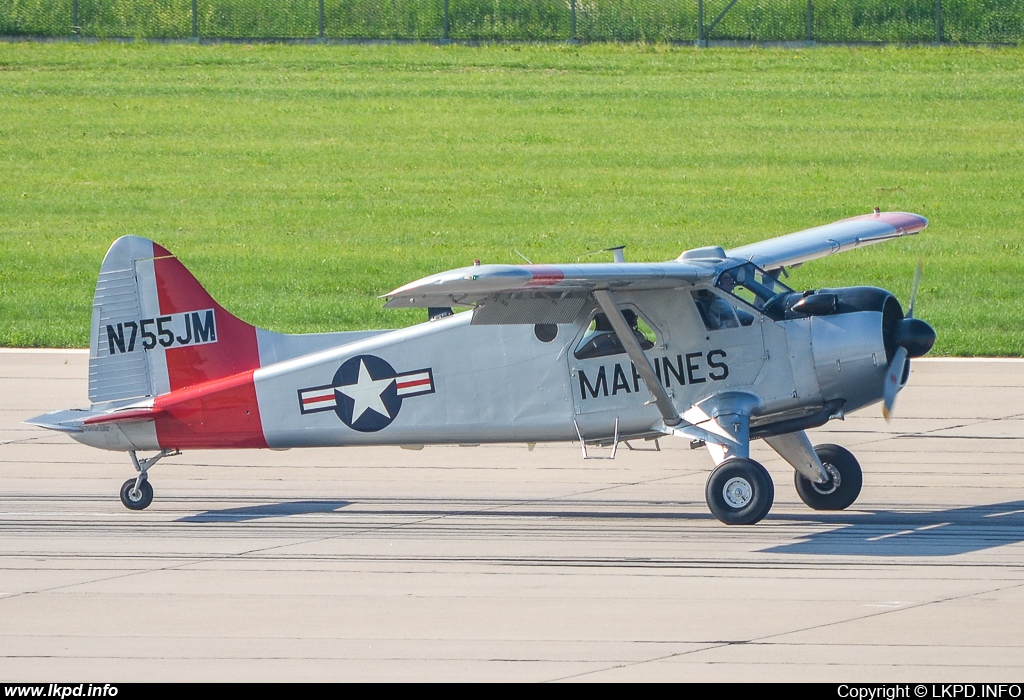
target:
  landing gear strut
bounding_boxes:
[118,449,177,511]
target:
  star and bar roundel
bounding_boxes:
[297,355,435,432]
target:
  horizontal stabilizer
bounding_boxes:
[25,404,162,433]
[24,409,94,433]
[82,407,162,425]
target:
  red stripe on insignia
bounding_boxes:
[396,377,431,389]
[302,394,335,405]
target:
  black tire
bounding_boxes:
[794,444,862,511]
[119,478,153,511]
[705,458,774,525]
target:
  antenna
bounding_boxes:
[514,249,533,264]
[582,246,626,263]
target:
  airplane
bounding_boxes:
[25,210,936,525]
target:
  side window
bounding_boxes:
[574,308,656,360]
[691,289,753,331]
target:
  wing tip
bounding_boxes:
[856,210,928,234]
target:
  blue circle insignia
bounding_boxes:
[332,355,402,432]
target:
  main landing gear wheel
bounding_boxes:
[705,457,775,525]
[794,443,863,511]
[119,478,153,511]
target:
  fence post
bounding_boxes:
[935,0,942,44]
[697,0,704,46]
[192,0,198,40]
[443,0,450,42]
[319,0,325,40]
[72,0,79,37]
[570,0,577,43]
[806,0,813,43]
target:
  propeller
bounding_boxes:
[882,261,935,420]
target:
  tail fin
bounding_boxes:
[89,236,261,405]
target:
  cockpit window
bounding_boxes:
[715,263,792,313]
[574,309,656,360]
[691,289,753,330]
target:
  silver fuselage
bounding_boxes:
[247,286,888,449]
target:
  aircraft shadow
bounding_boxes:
[763,500,1024,557]
[176,500,351,523]
[174,498,1024,557]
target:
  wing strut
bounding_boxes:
[592,290,681,428]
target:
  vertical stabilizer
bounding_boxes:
[88,236,261,405]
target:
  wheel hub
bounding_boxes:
[812,463,842,495]
[722,477,753,508]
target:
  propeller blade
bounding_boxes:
[907,259,922,319]
[882,346,908,421]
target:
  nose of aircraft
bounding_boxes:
[896,317,936,358]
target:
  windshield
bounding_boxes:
[715,263,792,311]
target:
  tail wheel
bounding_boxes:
[794,443,862,511]
[119,478,153,511]
[705,457,774,525]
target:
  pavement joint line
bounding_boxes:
[0,566,186,605]
[162,498,560,565]
[548,641,735,681]
[549,578,1024,680]
[901,435,1024,440]
[545,470,713,504]
[736,579,1024,646]
[0,435,56,446]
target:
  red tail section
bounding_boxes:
[150,244,268,448]
[152,244,262,392]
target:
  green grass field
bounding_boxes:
[1,42,1023,355]
[4,0,1023,43]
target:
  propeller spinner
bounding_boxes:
[882,262,936,420]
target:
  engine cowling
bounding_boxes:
[794,287,935,412]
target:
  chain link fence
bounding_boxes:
[2,1,1022,44]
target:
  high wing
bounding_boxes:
[724,211,927,273]
[384,211,927,312]
[383,261,717,320]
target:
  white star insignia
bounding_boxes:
[336,359,394,422]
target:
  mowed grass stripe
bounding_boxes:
[1,43,1022,355]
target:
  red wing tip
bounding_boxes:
[854,211,928,233]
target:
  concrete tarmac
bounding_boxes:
[1,350,1023,682]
